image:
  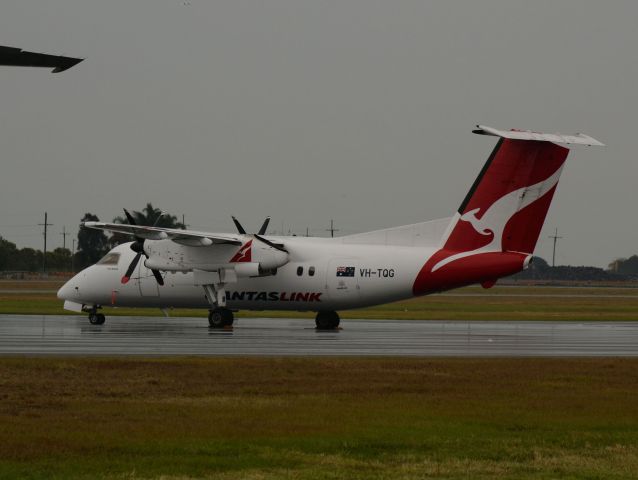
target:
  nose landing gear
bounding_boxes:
[85,306,106,325]
[88,313,106,325]
[315,310,340,330]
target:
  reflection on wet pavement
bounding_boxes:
[1,315,638,357]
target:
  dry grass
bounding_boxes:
[1,358,638,478]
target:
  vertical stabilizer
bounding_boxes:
[442,137,568,259]
[413,126,603,295]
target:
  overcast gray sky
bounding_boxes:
[1,0,636,267]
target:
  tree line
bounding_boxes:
[0,204,184,273]
[3,205,638,279]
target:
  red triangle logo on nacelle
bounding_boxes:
[229,240,252,263]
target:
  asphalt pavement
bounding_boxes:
[1,315,638,356]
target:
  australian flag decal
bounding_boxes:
[336,266,355,277]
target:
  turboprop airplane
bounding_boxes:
[57,125,604,329]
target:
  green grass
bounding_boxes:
[2,281,638,320]
[1,357,638,479]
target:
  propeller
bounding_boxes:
[258,217,270,235]
[254,234,287,253]
[231,216,246,234]
[120,208,165,286]
[231,216,287,253]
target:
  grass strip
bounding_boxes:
[2,287,638,320]
[0,357,637,479]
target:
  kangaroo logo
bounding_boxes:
[229,240,253,263]
[431,165,564,272]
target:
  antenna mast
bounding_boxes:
[60,226,69,250]
[548,227,563,267]
[326,219,339,238]
[38,212,53,273]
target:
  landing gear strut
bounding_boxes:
[195,269,236,329]
[315,310,340,330]
[208,308,234,328]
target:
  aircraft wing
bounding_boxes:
[0,46,83,73]
[82,222,243,246]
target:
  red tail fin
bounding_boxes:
[413,130,577,296]
[444,138,569,256]
[413,126,603,295]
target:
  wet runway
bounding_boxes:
[1,315,638,356]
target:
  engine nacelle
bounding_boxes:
[233,263,261,277]
[248,240,288,270]
[143,237,289,275]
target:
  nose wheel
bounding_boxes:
[88,313,105,325]
[208,308,234,328]
[315,311,340,330]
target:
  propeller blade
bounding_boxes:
[258,217,271,235]
[121,251,142,284]
[254,234,288,253]
[130,240,144,253]
[231,216,246,234]
[123,208,137,226]
[122,208,164,286]
[151,269,164,286]
[152,211,165,227]
[123,208,147,243]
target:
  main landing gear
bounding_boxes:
[315,310,340,330]
[195,270,236,329]
[208,307,234,329]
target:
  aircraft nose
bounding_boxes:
[57,275,82,301]
[57,281,73,300]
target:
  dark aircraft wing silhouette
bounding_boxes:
[0,46,83,73]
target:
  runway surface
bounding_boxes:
[1,315,638,356]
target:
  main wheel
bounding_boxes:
[222,309,234,326]
[209,308,233,328]
[315,311,340,330]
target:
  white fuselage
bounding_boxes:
[57,126,604,318]
[59,238,436,312]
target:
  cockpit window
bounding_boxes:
[97,252,121,266]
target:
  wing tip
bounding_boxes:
[51,57,84,73]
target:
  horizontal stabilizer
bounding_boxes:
[473,125,604,147]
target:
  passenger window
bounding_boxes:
[309,266,315,276]
[297,266,303,276]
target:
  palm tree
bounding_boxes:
[108,203,185,247]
